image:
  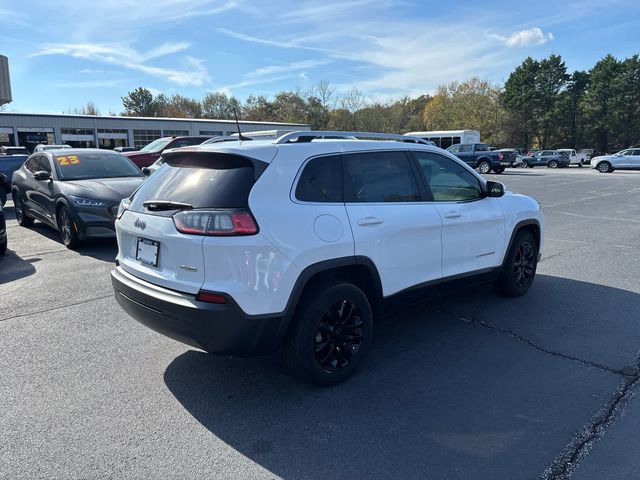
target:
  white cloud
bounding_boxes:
[248,59,332,77]
[217,20,514,97]
[489,27,554,47]
[31,43,208,86]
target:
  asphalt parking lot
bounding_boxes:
[1,167,640,480]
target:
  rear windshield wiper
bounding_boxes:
[143,200,194,211]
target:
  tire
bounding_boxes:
[283,283,373,386]
[58,206,81,249]
[597,161,612,173]
[548,160,558,168]
[0,187,6,207]
[494,231,538,297]
[0,235,6,255]
[578,161,583,168]
[521,160,528,168]
[492,167,505,174]
[14,192,34,227]
[477,161,491,174]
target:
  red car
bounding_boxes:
[124,136,212,168]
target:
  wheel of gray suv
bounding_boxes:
[14,193,34,227]
[477,161,491,174]
[548,160,558,168]
[494,231,538,297]
[58,206,81,249]
[521,160,528,168]
[597,161,612,173]
[283,283,373,386]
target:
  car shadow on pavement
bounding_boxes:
[24,223,118,263]
[0,250,40,284]
[163,275,640,480]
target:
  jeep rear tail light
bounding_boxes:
[173,209,258,236]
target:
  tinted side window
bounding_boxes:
[37,156,52,174]
[25,157,39,173]
[413,151,483,202]
[459,144,473,153]
[475,144,490,151]
[344,151,420,203]
[448,145,460,153]
[295,155,342,202]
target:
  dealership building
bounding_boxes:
[0,112,309,151]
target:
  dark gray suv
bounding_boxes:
[521,150,570,168]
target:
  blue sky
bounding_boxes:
[1,0,639,114]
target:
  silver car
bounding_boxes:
[591,148,640,173]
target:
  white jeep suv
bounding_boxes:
[111,131,543,385]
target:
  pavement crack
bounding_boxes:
[0,294,113,323]
[432,306,634,377]
[540,374,640,480]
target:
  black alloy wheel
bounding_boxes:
[314,299,365,372]
[512,241,536,289]
[58,206,80,249]
[14,194,34,227]
[283,283,373,385]
[494,230,538,297]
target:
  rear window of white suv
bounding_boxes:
[129,152,263,215]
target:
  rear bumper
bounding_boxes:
[111,266,286,356]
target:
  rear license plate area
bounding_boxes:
[136,238,159,267]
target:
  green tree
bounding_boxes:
[121,87,156,116]
[502,57,539,149]
[202,92,242,119]
[423,78,508,146]
[556,70,589,148]
[534,55,570,147]
[582,54,624,152]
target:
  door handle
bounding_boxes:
[443,211,462,219]
[357,217,384,226]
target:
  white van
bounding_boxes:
[404,130,480,150]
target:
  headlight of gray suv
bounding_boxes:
[68,195,109,208]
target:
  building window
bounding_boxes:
[97,129,129,149]
[200,130,223,136]
[133,129,162,148]
[61,128,94,136]
[98,129,128,134]
[0,132,15,146]
[163,129,189,137]
[61,127,96,148]
[225,131,236,136]
[99,138,129,149]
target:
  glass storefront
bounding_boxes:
[200,130,223,136]
[61,128,96,148]
[17,129,56,152]
[133,129,161,149]
[98,129,129,149]
[0,127,15,146]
